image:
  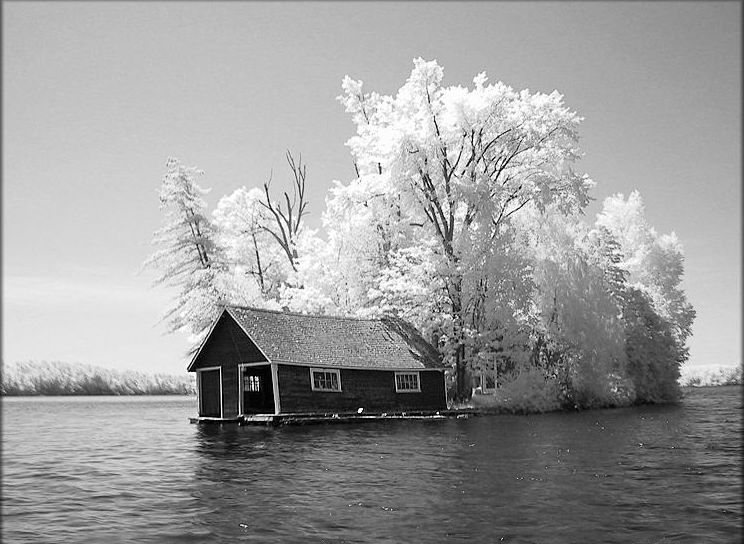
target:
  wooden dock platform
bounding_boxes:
[188,416,241,424]
[189,410,479,426]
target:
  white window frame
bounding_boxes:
[480,370,498,392]
[310,368,342,392]
[394,371,421,393]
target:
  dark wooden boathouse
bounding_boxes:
[188,306,447,420]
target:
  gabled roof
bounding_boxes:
[207,305,443,370]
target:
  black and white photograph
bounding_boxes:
[2,2,741,542]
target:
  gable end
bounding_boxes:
[187,310,268,372]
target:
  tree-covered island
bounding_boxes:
[145,59,695,413]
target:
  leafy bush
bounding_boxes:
[472,367,562,414]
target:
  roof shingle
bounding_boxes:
[225,306,443,370]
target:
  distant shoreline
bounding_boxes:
[3,360,739,398]
[682,383,742,389]
[2,360,196,397]
[3,384,739,399]
[1,392,197,397]
[678,364,742,387]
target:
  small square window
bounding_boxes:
[395,372,420,392]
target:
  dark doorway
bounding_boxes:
[242,365,275,414]
[199,369,221,417]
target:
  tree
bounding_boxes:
[260,150,309,272]
[292,172,436,318]
[338,58,594,399]
[212,186,289,300]
[519,208,629,407]
[144,158,224,340]
[592,191,695,402]
[146,152,314,345]
[595,191,695,347]
[623,288,684,402]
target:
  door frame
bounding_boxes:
[238,362,281,415]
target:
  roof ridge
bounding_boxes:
[224,304,386,323]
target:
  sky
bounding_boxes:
[3,2,740,375]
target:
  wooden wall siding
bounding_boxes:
[191,313,266,371]
[277,365,446,413]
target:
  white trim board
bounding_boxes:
[271,363,281,415]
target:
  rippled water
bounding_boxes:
[2,387,741,543]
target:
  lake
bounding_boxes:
[1,386,741,543]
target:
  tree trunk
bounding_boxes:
[449,276,469,403]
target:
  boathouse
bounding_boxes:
[187,306,447,420]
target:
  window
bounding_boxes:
[244,375,261,392]
[310,368,341,392]
[395,372,420,392]
[476,371,497,392]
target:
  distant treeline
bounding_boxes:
[679,364,742,387]
[1,360,196,396]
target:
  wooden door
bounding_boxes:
[199,369,221,417]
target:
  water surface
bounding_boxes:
[2,387,741,543]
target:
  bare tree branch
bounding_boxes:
[258,150,310,272]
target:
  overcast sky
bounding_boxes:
[3,2,740,375]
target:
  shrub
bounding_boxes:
[472,366,562,414]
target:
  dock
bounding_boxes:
[189,409,479,426]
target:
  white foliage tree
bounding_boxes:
[212,186,289,302]
[457,224,535,395]
[146,152,313,347]
[594,191,695,401]
[517,208,629,406]
[312,174,427,316]
[337,58,594,398]
[276,227,337,314]
[144,158,225,341]
[595,191,695,346]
